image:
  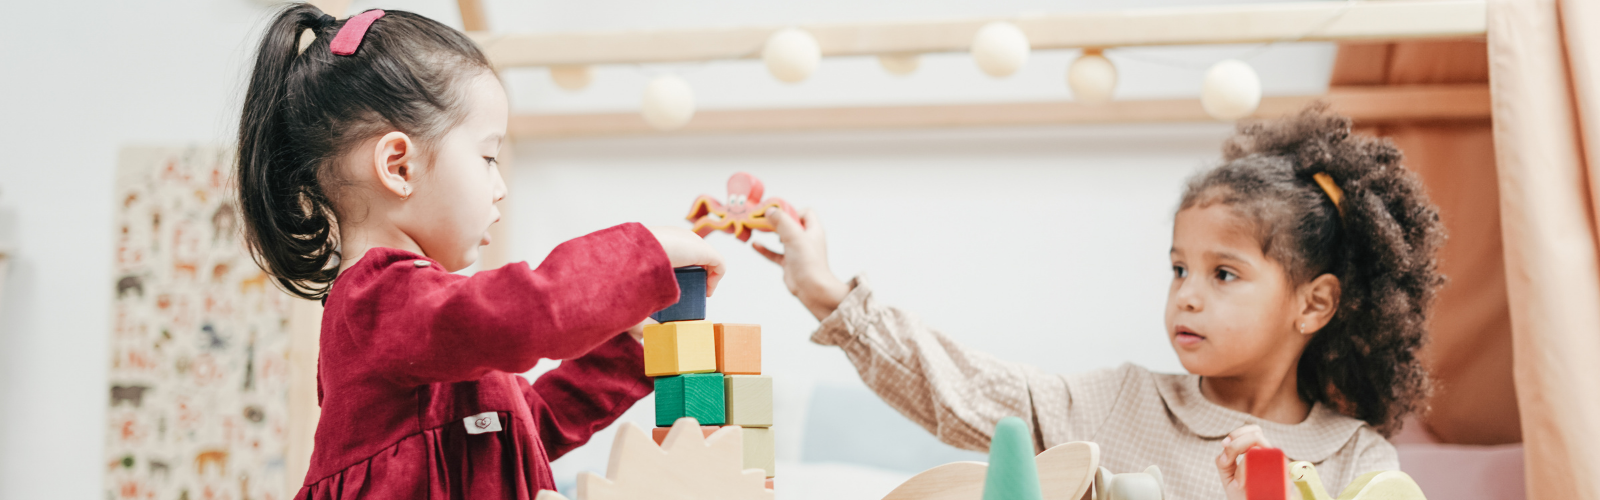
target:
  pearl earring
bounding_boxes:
[1299,323,1307,333]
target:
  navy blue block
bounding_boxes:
[651,266,707,322]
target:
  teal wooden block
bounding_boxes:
[655,373,725,427]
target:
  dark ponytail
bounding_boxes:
[1178,104,1446,435]
[236,4,490,299]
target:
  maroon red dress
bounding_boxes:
[296,223,677,500]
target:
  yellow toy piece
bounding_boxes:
[1290,461,1427,500]
[643,320,717,377]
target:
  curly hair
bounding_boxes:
[1178,104,1446,436]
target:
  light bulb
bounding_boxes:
[642,75,695,130]
[1201,59,1262,120]
[970,22,1030,78]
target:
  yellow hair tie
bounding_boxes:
[1312,172,1345,218]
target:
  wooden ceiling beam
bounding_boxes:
[471,0,1486,68]
[508,84,1491,139]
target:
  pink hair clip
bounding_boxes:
[330,9,385,56]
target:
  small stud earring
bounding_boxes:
[1299,323,1307,333]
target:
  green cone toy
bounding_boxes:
[982,416,1044,500]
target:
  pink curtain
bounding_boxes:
[1489,0,1600,499]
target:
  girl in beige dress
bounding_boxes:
[753,108,1444,500]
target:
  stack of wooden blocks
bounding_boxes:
[643,266,776,490]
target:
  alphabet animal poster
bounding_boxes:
[106,147,291,500]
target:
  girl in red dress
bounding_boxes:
[234,5,725,498]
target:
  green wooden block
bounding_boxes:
[655,373,725,427]
[982,416,1043,500]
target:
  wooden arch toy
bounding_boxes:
[686,172,799,242]
[880,440,1100,500]
[535,418,772,500]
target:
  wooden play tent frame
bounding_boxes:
[472,0,1490,137]
[285,0,1540,496]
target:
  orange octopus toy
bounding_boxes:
[686,172,800,241]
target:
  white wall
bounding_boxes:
[0,1,274,498]
[0,0,1331,497]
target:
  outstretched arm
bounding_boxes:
[753,208,1119,451]
[349,223,722,386]
[524,332,654,460]
[810,276,1084,452]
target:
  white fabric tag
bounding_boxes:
[464,411,502,434]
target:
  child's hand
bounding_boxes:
[1216,425,1301,500]
[627,318,658,342]
[752,208,850,321]
[648,226,727,296]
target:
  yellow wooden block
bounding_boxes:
[644,320,716,377]
[740,426,775,478]
[714,323,762,375]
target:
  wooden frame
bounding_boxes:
[457,0,488,32]
[469,0,1485,68]
[470,1,1489,138]
[509,84,1490,139]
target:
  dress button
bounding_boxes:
[414,260,430,267]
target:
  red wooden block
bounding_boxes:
[650,425,722,446]
[1245,447,1286,500]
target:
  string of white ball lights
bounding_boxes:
[970,22,1031,78]
[763,28,823,84]
[547,1,1356,130]
[641,75,696,130]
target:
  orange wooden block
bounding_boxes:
[652,425,722,446]
[765,478,774,491]
[715,323,762,375]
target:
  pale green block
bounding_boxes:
[741,426,775,478]
[982,416,1043,500]
[724,375,773,428]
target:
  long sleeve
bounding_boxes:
[810,275,1123,452]
[524,333,655,460]
[331,223,677,387]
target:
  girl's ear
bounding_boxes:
[1298,274,1341,335]
[372,131,416,200]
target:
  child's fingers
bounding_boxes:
[627,317,658,341]
[649,226,726,296]
[703,260,725,297]
[1214,425,1271,484]
[766,207,804,242]
[1222,425,1269,460]
[1216,450,1238,480]
[798,208,822,233]
[751,242,785,265]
